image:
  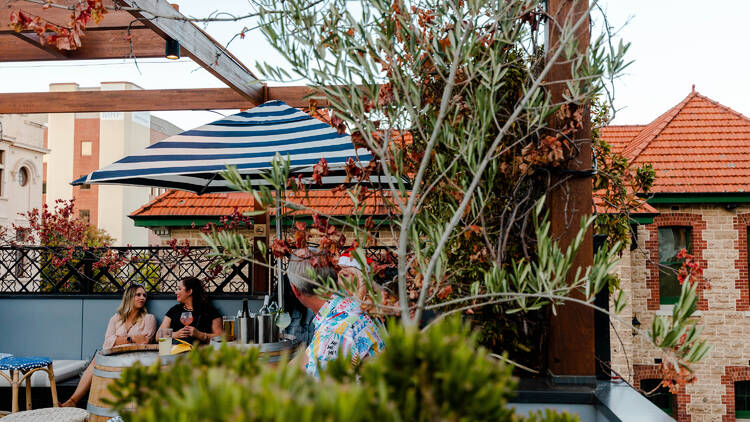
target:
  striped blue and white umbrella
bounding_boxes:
[72,100,375,193]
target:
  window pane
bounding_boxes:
[658,227,690,262]
[659,262,682,304]
[79,209,90,223]
[737,381,750,417]
[641,379,674,416]
[658,227,691,304]
[81,141,93,156]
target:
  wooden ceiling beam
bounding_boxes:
[0,86,330,114]
[0,0,141,28]
[0,88,252,113]
[0,26,164,61]
[119,0,264,104]
[8,31,68,58]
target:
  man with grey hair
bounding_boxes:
[287,248,385,379]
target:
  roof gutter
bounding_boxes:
[130,215,391,228]
[643,192,750,205]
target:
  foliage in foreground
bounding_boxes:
[108,317,579,422]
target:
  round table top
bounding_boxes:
[95,350,180,367]
[101,343,158,356]
[1,407,88,422]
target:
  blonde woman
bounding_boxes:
[61,283,156,407]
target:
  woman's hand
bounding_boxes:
[174,326,199,340]
[131,334,150,344]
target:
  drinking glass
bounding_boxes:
[158,328,173,356]
[275,312,291,330]
[222,316,236,341]
[180,311,193,326]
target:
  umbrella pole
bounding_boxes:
[276,187,283,310]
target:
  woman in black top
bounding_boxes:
[158,277,222,344]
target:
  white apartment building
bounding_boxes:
[0,113,47,234]
[45,82,181,246]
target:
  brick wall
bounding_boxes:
[734,214,750,311]
[72,118,100,226]
[159,227,255,246]
[613,205,750,422]
[161,226,398,248]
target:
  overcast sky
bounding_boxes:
[1,0,748,130]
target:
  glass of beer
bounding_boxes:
[158,328,173,356]
[222,316,235,342]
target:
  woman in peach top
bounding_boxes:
[61,283,156,407]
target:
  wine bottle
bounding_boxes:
[239,298,250,344]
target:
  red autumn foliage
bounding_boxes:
[329,112,347,135]
[657,361,697,395]
[5,199,128,272]
[200,207,253,235]
[675,248,704,286]
[9,0,107,51]
[13,199,99,248]
[311,157,329,185]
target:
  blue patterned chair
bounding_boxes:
[0,356,58,413]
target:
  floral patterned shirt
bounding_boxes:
[305,295,385,379]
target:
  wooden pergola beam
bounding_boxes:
[1,0,264,100]
[0,1,141,29]
[0,87,330,114]
[8,32,67,58]
[0,26,165,61]
[120,0,264,104]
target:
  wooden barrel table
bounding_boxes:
[87,346,179,422]
[87,336,301,421]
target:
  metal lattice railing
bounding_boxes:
[0,246,261,296]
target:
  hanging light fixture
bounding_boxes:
[165,38,180,60]
[631,314,641,336]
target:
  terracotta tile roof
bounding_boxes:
[129,190,253,217]
[598,125,644,154]
[601,90,750,194]
[130,189,398,219]
[593,194,658,215]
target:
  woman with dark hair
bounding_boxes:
[158,277,222,344]
[61,283,155,407]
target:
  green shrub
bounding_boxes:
[108,317,579,422]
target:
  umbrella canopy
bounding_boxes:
[72,100,373,193]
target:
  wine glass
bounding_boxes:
[275,312,291,330]
[180,311,194,327]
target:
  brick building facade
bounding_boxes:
[44,82,181,245]
[604,90,750,421]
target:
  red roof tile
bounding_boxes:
[601,91,750,194]
[592,194,658,215]
[598,125,644,154]
[130,189,399,219]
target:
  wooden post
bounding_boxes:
[546,0,595,376]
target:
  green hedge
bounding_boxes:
[108,317,579,422]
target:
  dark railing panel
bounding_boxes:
[0,245,395,296]
[0,246,260,296]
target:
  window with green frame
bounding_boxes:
[641,378,674,416]
[658,226,691,305]
[736,380,750,419]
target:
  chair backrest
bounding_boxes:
[0,297,263,360]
